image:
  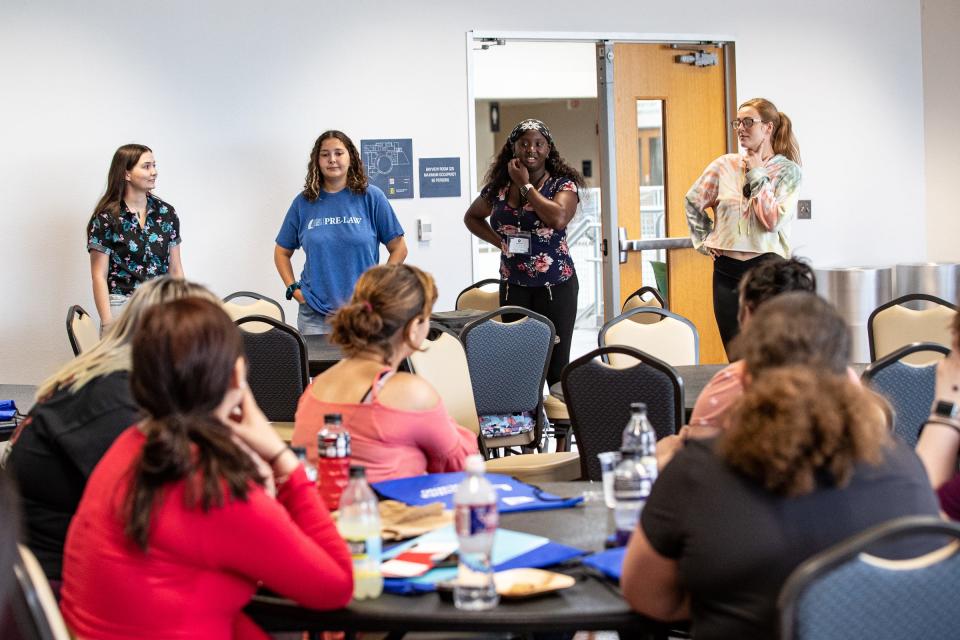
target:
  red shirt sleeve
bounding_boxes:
[199,466,354,609]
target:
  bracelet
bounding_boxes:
[925,416,960,436]
[267,445,290,465]
[285,281,301,300]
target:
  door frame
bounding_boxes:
[465,31,736,318]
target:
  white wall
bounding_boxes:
[923,0,960,263]
[0,0,931,383]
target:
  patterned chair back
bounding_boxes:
[780,516,960,640]
[236,315,308,422]
[562,346,683,481]
[862,342,950,447]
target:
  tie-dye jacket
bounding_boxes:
[685,153,801,257]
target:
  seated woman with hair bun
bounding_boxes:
[621,292,940,640]
[292,264,478,483]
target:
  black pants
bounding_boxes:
[712,254,778,355]
[500,274,579,386]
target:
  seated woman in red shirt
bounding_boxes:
[292,264,478,483]
[60,297,353,640]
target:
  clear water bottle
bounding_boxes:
[337,465,383,600]
[291,446,317,484]
[613,451,652,546]
[622,402,658,484]
[453,454,499,611]
[317,413,350,512]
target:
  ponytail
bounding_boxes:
[739,98,801,165]
[124,414,262,550]
[772,111,801,166]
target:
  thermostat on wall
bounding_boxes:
[418,218,432,242]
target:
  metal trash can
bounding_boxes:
[895,263,960,309]
[816,266,893,363]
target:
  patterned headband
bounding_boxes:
[507,119,553,145]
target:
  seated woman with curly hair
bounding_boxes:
[621,292,940,640]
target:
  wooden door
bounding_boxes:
[610,43,730,363]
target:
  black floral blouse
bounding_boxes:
[86,194,181,296]
[486,177,578,287]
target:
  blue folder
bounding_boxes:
[582,546,626,582]
[0,400,16,422]
[372,472,583,513]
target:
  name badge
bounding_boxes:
[507,232,532,255]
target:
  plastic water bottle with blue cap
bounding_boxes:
[453,454,499,610]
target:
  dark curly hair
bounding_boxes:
[738,256,816,314]
[480,127,585,204]
[303,130,368,201]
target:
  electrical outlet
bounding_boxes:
[797,200,812,220]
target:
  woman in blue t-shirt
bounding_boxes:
[464,119,585,384]
[275,130,407,334]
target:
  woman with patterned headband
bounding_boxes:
[464,118,585,386]
[685,98,802,355]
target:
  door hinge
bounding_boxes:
[601,238,608,257]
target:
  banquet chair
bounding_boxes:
[562,345,684,481]
[600,307,699,367]
[868,293,956,365]
[622,285,667,324]
[10,545,71,640]
[455,279,501,313]
[409,324,580,482]
[223,291,286,333]
[779,516,960,640]
[65,305,100,356]
[236,316,308,429]
[861,342,950,447]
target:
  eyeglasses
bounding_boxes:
[731,117,766,130]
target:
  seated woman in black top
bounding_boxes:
[6,277,218,582]
[621,292,940,640]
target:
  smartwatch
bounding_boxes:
[285,281,301,301]
[934,400,959,419]
[519,183,534,200]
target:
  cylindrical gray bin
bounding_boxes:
[816,267,893,363]
[895,263,959,308]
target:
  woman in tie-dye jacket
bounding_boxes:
[685,97,801,355]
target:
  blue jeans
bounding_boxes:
[297,303,331,335]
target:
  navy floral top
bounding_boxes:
[486,177,579,287]
[86,194,181,296]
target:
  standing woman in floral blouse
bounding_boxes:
[685,98,801,354]
[87,144,184,332]
[464,119,584,385]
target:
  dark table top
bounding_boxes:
[246,481,671,635]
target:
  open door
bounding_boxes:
[598,41,733,364]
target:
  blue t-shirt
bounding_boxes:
[276,185,404,316]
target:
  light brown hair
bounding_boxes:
[720,292,890,496]
[303,130,367,201]
[329,264,438,361]
[740,97,801,165]
[90,143,153,221]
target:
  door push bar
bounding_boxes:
[617,227,693,264]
